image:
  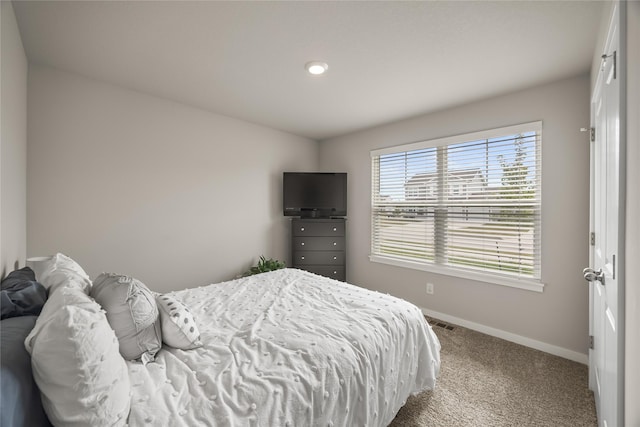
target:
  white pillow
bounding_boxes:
[24,288,130,427]
[156,294,202,350]
[31,253,92,296]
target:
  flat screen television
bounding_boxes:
[283,172,347,218]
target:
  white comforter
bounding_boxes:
[126,269,440,427]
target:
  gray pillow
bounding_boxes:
[90,273,161,363]
[1,316,52,427]
[0,267,48,320]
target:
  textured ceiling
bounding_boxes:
[13,1,603,140]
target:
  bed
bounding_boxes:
[126,268,440,426]
[7,256,440,427]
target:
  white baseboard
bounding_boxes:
[421,307,588,365]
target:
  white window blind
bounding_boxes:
[371,122,542,285]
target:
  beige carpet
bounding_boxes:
[390,318,597,426]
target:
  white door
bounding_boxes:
[587,4,623,427]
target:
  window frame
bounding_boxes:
[369,122,544,292]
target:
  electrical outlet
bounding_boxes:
[426,282,434,295]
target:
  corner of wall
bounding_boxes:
[1,0,29,278]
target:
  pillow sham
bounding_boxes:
[30,253,92,296]
[24,288,130,427]
[90,273,161,363]
[156,294,202,350]
[0,267,47,319]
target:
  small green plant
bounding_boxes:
[243,256,286,276]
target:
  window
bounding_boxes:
[370,122,542,291]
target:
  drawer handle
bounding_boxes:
[333,227,337,232]
[301,242,305,246]
[333,271,337,275]
[333,256,337,260]
[300,227,305,232]
[333,242,337,246]
[301,256,305,260]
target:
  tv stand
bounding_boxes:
[291,218,346,281]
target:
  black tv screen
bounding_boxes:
[283,172,347,218]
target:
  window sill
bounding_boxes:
[369,254,545,293]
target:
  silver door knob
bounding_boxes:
[583,267,605,285]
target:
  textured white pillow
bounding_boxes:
[91,273,162,363]
[24,288,130,427]
[156,294,202,350]
[32,253,92,296]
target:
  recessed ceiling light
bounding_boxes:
[305,61,328,75]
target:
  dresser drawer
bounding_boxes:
[293,236,345,251]
[292,221,345,237]
[301,265,345,281]
[293,251,344,265]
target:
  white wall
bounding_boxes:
[624,1,639,424]
[0,1,28,278]
[27,65,317,293]
[319,75,591,358]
